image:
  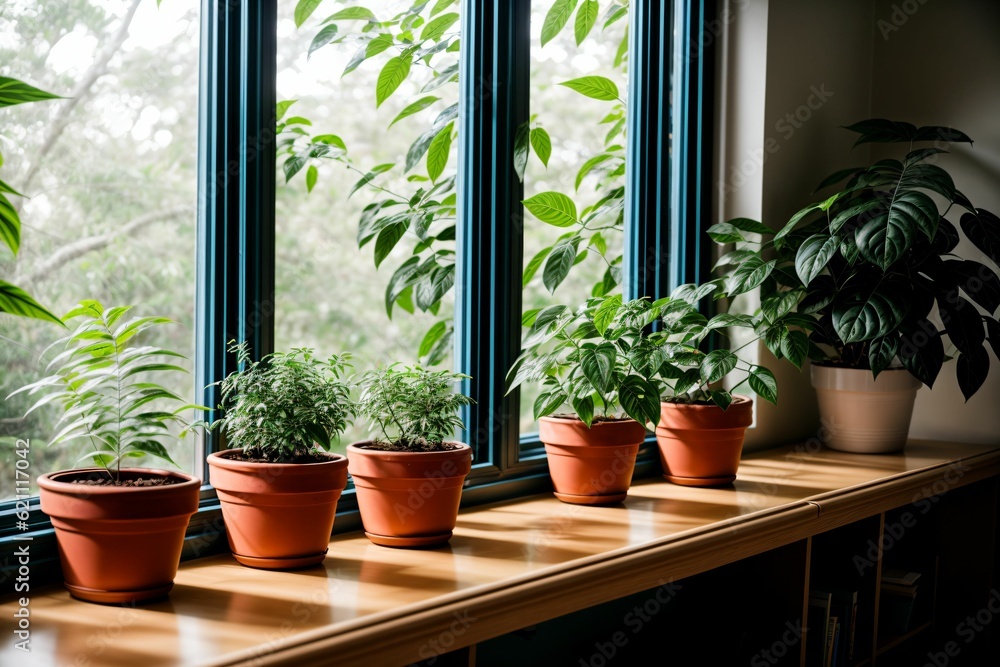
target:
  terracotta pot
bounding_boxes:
[538,416,644,505]
[811,365,921,453]
[655,396,753,486]
[37,468,200,604]
[346,442,472,548]
[207,450,348,569]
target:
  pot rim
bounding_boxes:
[37,467,201,494]
[660,395,753,410]
[207,448,347,469]
[538,414,640,426]
[811,362,911,372]
[347,441,471,457]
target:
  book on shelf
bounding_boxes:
[825,615,839,667]
[811,587,858,667]
[881,568,922,587]
[808,592,832,667]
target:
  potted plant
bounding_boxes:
[208,343,353,569]
[347,365,474,548]
[715,119,1000,453]
[641,285,788,486]
[10,301,203,603]
[507,296,663,504]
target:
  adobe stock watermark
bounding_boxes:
[719,84,835,197]
[852,460,969,576]
[877,0,932,41]
[577,580,682,667]
[410,609,477,665]
[751,619,804,667]
[923,589,1000,666]
[11,438,33,654]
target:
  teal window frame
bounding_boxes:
[0,0,717,576]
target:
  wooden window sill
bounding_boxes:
[3,439,999,666]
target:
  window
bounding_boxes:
[0,0,201,500]
[1,0,715,567]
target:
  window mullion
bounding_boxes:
[456,0,530,475]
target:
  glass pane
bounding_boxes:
[0,0,201,500]
[519,1,630,437]
[276,1,461,453]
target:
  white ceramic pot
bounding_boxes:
[810,365,922,454]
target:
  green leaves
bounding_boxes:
[794,234,839,286]
[426,121,454,182]
[308,24,340,57]
[543,237,580,293]
[700,350,738,384]
[618,375,661,427]
[295,0,324,27]
[748,367,778,404]
[724,256,776,297]
[0,281,62,324]
[843,119,973,147]
[575,0,599,45]
[0,77,60,108]
[523,192,578,227]
[11,302,202,477]
[376,54,413,107]
[593,295,622,336]
[530,128,552,167]
[0,192,20,255]
[541,0,579,47]
[855,190,938,270]
[421,12,459,41]
[832,278,909,344]
[559,76,620,101]
[390,96,440,128]
[580,343,617,394]
[325,6,377,22]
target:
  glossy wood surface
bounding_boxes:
[3,439,998,666]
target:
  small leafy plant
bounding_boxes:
[713,119,1000,399]
[509,291,788,422]
[355,365,473,451]
[212,343,353,462]
[10,300,201,483]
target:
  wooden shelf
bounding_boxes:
[876,620,933,656]
[1,439,998,667]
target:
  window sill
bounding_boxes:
[3,439,999,666]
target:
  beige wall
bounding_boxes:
[719,0,1000,448]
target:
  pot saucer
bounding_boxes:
[662,474,736,487]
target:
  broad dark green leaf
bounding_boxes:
[373,220,408,267]
[618,375,661,426]
[706,222,745,244]
[534,390,566,420]
[0,192,20,254]
[939,296,986,357]
[724,256,776,297]
[415,264,454,311]
[580,343,617,394]
[960,209,1000,266]
[700,349,738,384]
[780,330,809,368]
[855,190,937,269]
[129,440,179,467]
[795,234,839,286]
[868,334,899,378]
[761,290,801,323]
[710,390,733,411]
[815,167,864,192]
[0,281,62,324]
[542,238,580,293]
[832,278,909,344]
[726,217,773,235]
[513,122,530,182]
[898,319,944,388]
[945,260,1000,315]
[956,344,990,401]
[572,394,595,427]
[748,367,777,404]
